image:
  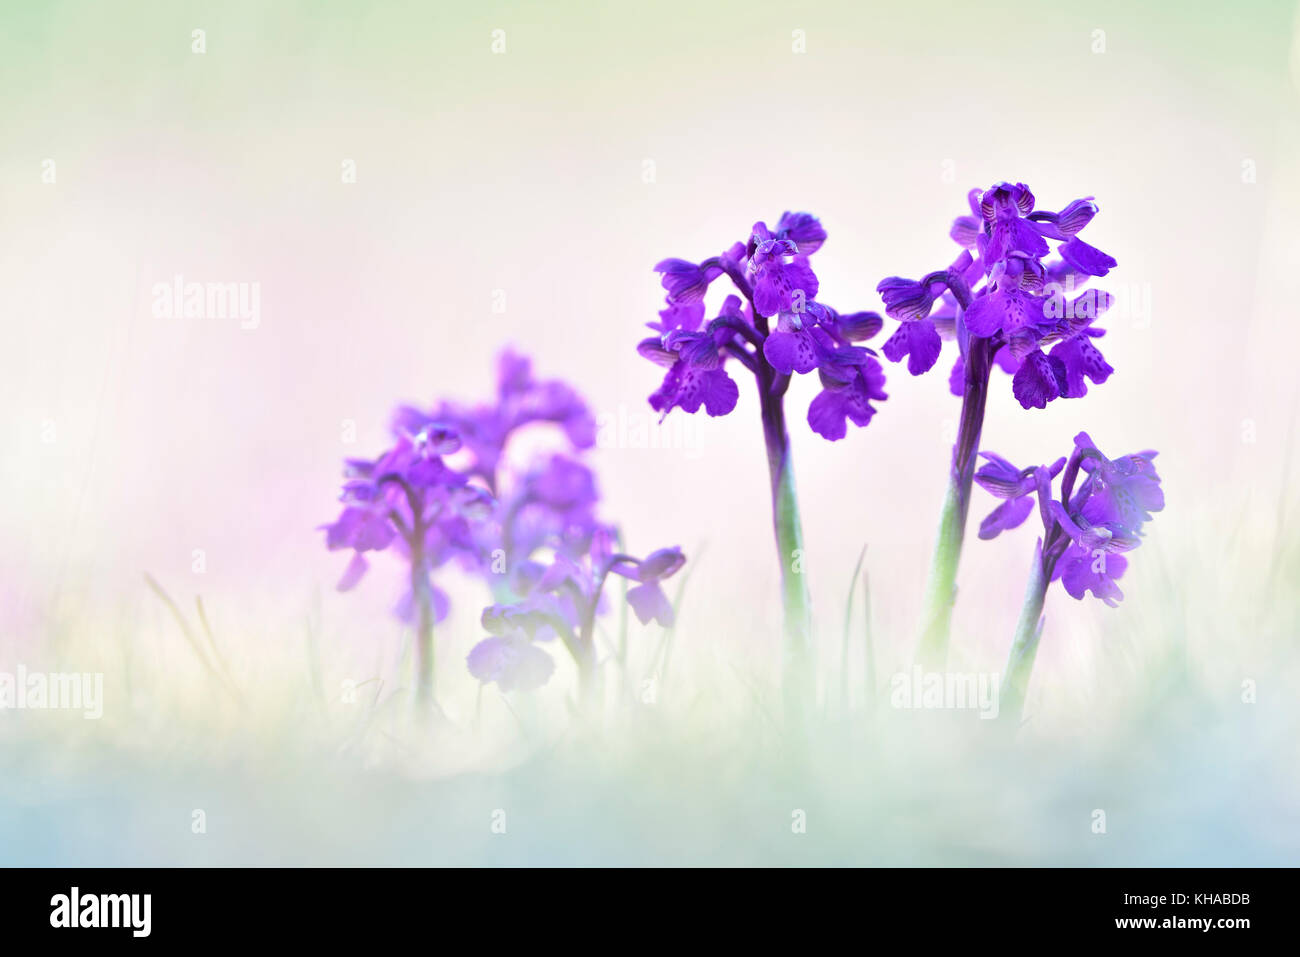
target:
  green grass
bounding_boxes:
[2,515,1298,866]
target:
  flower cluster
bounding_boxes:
[393,349,596,493]
[321,424,493,623]
[386,350,605,589]
[325,351,598,621]
[322,184,1163,723]
[493,453,604,579]
[976,432,1164,605]
[877,182,1118,410]
[467,540,686,693]
[326,350,681,705]
[640,212,888,440]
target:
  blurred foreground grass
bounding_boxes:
[1,518,1297,866]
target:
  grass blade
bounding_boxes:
[840,544,868,715]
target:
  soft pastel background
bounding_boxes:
[1,0,1298,864]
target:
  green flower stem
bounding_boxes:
[737,284,814,729]
[758,372,813,727]
[916,336,993,668]
[1000,542,1054,724]
[383,473,437,709]
[411,553,435,707]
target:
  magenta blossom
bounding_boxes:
[642,213,887,440]
[609,546,687,627]
[640,211,878,720]
[882,182,1121,669]
[393,349,596,491]
[323,350,604,706]
[877,183,1117,411]
[996,432,1165,721]
[466,541,686,696]
[978,432,1164,607]
[321,422,495,704]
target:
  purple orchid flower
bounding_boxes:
[877,182,1119,667]
[640,212,885,723]
[391,349,605,591]
[403,351,685,701]
[642,320,742,418]
[976,432,1162,607]
[324,350,605,707]
[609,546,687,627]
[643,217,886,439]
[321,423,495,705]
[878,184,1116,409]
[982,432,1165,721]
[465,633,556,693]
[1045,434,1163,605]
[973,453,1067,540]
[466,541,686,701]
[747,233,819,316]
[493,453,606,592]
[466,596,564,693]
[394,349,596,493]
[654,258,724,304]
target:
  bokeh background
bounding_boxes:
[2,0,1298,864]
